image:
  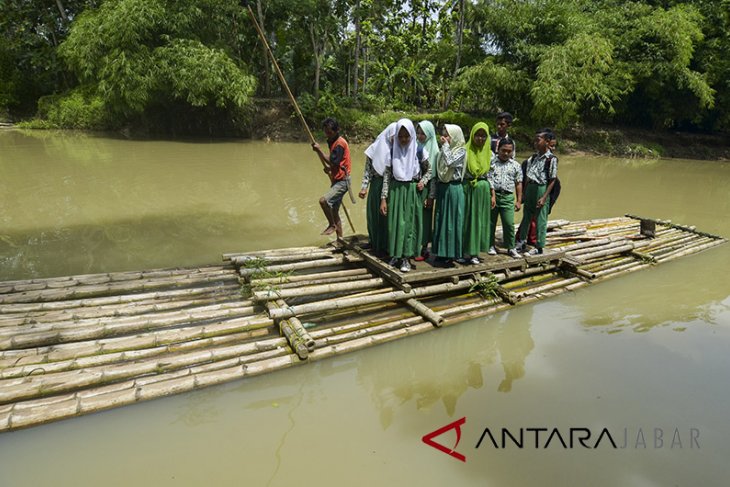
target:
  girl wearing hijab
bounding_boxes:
[359,122,396,256]
[380,119,426,273]
[462,122,493,264]
[431,123,467,266]
[415,120,438,261]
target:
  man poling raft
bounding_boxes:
[313,117,352,239]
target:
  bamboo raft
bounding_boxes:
[0,215,725,432]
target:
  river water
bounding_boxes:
[0,129,729,486]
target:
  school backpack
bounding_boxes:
[544,154,561,214]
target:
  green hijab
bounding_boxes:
[417,120,440,173]
[465,122,492,185]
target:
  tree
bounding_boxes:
[56,0,256,130]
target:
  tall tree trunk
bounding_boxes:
[363,44,368,94]
[353,1,361,97]
[256,0,271,96]
[55,0,68,22]
[444,0,465,110]
[309,24,322,101]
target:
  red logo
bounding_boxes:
[422,417,467,462]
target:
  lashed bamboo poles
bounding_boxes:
[0,216,725,432]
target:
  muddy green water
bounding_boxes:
[1,130,729,486]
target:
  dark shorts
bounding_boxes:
[324,179,349,212]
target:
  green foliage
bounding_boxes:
[54,0,255,129]
[36,89,109,129]
[3,0,730,133]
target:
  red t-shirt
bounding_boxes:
[328,136,351,182]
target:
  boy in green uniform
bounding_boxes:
[516,130,558,255]
[487,137,523,258]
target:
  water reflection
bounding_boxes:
[575,249,730,333]
[355,310,535,426]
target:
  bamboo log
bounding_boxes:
[0,349,298,432]
[0,328,272,379]
[0,314,275,366]
[0,303,264,349]
[268,279,476,320]
[222,246,323,261]
[268,300,314,359]
[250,268,371,286]
[0,265,234,291]
[0,284,243,314]
[237,254,363,276]
[0,294,245,327]
[571,243,635,262]
[253,277,384,301]
[0,301,260,338]
[647,235,714,256]
[0,274,240,305]
[655,239,725,263]
[404,298,444,327]
[0,333,290,404]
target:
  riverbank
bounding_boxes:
[248,99,730,161]
[6,100,729,160]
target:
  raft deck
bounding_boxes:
[0,215,725,432]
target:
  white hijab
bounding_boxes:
[364,122,396,176]
[388,118,420,182]
[438,124,466,183]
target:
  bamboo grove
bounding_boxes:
[1,0,729,133]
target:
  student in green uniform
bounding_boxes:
[516,130,558,255]
[431,124,467,267]
[462,122,492,264]
[415,120,438,261]
[359,122,396,256]
[380,119,427,273]
[487,137,523,258]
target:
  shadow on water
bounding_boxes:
[354,309,535,427]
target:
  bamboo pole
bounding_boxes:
[655,239,725,263]
[0,265,234,291]
[253,277,384,301]
[0,294,246,327]
[250,268,371,286]
[0,274,241,305]
[268,279,476,320]
[222,246,323,261]
[0,284,243,314]
[242,2,355,233]
[404,298,444,327]
[570,243,635,262]
[0,328,272,379]
[0,334,291,404]
[0,301,260,337]
[237,254,363,276]
[0,314,275,365]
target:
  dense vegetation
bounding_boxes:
[1,0,729,135]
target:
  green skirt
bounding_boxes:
[366,175,388,253]
[418,184,433,248]
[387,180,421,258]
[432,181,465,259]
[463,179,491,255]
